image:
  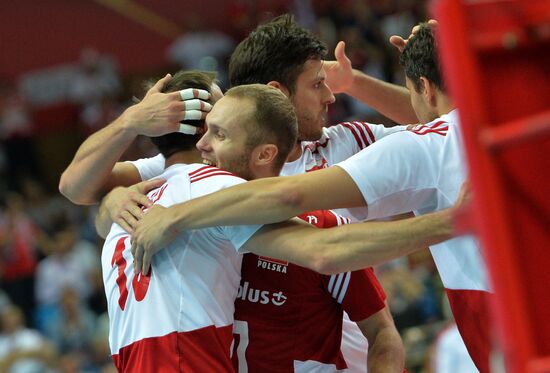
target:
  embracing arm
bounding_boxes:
[358,307,404,373]
[132,166,364,247]
[241,208,454,275]
[59,74,208,204]
[58,114,144,205]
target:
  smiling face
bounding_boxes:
[196,95,255,180]
[289,59,335,141]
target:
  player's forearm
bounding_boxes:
[346,70,417,124]
[367,326,405,373]
[317,209,454,274]
[169,176,317,232]
[59,111,137,204]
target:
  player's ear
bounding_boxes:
[267,81,290,98]
[253,144,279,166]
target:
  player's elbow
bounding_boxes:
[275,177,307,212]
[58,172,94,205]
[309,246,345,275]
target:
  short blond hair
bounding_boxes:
[225,84,297,172]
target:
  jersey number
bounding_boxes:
[231,320,249,373]
[111,235,152,311]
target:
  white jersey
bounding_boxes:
[337,110,488,291]
[102,164,261,372]
[337,110,491,371]
[281,122,405,176]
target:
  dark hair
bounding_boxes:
[148,70,216,158]
[229,14,327,94]
[399,23,445,93]
[225,84,298,172]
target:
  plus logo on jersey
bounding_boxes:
[237,282,287,306]
[257,256,288,273]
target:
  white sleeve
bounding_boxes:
[126,154,166,181]
[336,131,438,220]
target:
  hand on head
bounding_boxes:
[125,74,212,137]
[389,19,439,52]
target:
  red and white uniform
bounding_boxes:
[232,210,386,373]
[101,164,261,372]
[337,110,491,372]
[129,121,402,372]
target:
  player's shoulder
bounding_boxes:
[405,111,458,138]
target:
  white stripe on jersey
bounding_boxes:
[328,272,352,304]
[337,272,351,304]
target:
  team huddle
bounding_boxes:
[60,15,490,373]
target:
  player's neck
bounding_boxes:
[165,150,203,167]
[436,92,455,117]
[285,143,303,162]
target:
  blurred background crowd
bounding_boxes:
[0,0,469,372]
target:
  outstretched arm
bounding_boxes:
[324,41,417,124]
[134,198,454,275]
[240,207,454,275]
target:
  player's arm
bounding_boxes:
[238,207,454,276]
[324,41,417,125]
[59,74,209,204]
[357,306,404,373]
[131,166,365,257]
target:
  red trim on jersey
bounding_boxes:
[359,122,376,144]
[190,171,239,183]
[351,122,370,148]
[112,324,234,373]
[188,165,217,176]
[188,166,239,184]
[410,120,449,136]
[342,122,364,149]
[445,288,491,373]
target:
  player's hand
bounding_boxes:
[324,41,354,94]
[389,19,439,52]
[104,179,165,234]
[131,204,179,275]
[122,74,212,137]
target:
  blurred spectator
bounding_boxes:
[377,254,441,331]
[44,288,97,372]
[167,14,235,87]
[19,176,84,235]
[34,216,98,330]
[0,305,56,373]
[0,192,43,324]
[427,297,477,373]
[69,48,121,134]
[0,86,39,188]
